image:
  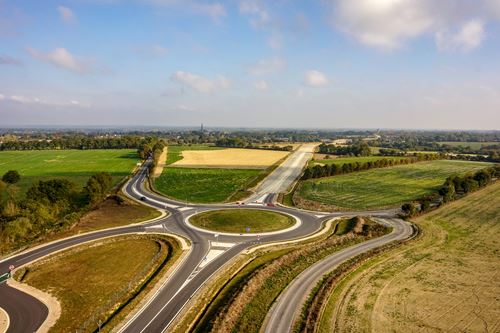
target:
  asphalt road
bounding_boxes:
[262,218,414,333]
[0,146,403,333]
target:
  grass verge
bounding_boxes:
[15,235,181,333]
[189,209,295,233]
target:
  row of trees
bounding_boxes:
[0,171,114,254]
[402,165,500,216]
[215,138,293,151]
[318,142,371,156]
[302,154,441,180]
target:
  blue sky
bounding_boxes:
[1,0,500,129]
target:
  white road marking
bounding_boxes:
[199,249,225,268]
[210,241,236,248]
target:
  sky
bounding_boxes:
[1,0,500,130]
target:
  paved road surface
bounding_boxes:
[0,146,402,333]
[263,218,414,333]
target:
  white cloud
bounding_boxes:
[239,0,270,28]
[57,6,76,24]
[170,71,230,93]
[333,0,434,50]
[303,70,329,87]
[254,80,268,91]
[248,57,285,76]
[330,0,494,51]
[435,19,485,52]
[27,47,92,74]
[1,94,90,108]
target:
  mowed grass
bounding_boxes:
[0,149,138,196]
[310,156,407,167]
[155,167,262,203]
[297,160,492,210]
[190,209,295,233]
[17,236,173,332]
[323,182,500,333]
[438,141,499,149]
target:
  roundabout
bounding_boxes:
[187,208,299,235]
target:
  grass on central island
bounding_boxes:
[189,209,295,233]
[16,236,178,333]
[296,160,493,210]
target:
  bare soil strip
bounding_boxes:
[152,147,168,177]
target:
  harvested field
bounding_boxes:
[321,182,500,333]
[171,148,289,169]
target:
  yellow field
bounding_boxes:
[322,182,500,333]
[171,148,289,169]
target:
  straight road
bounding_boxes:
[262,218,414,333]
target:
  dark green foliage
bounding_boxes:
[318,142,371,156]
[27,179,76,204]
[85,172,113,205]
[2,170,20,184]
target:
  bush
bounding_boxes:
[2,170,20,184]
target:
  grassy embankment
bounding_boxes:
[295,160,492,210]
[0,149,139,198]
[189,217,389,333]
[155,145,288,203]
[318,181,500,333]
[15,235,181,333]
[189,209,295,233]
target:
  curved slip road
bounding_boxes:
[262,217,414,333]
[0,145,400,333]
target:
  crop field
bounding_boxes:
[309,155,407,167]
[323,182,500,333]
[190,209,295,233]
[155,167,262,203]
[166,144,222,165]
[171,148,288,169]
[157,145,287,203]
[16,236,177,333]
[296,160,492,210]
[0,149,138,195]
[438,141,499,149]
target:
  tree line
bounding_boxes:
[302,154,441,180]
[402,165,500,217]
[318,142,371,156]
[0,170,114,255]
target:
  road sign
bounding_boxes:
[0,272,11,284]
[9,265,15,271]
[246,227,250,233]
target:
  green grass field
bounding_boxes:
[297,160,493,210]
[438,141,499,149]
[166,144,222,165]
[155,168,262,203]
[310,156,407,167]
[190,209,295,233]
[0,150,138,196]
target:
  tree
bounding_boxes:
[85,172,113,205]
[401,203,417,216]
[2,170,20,184]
